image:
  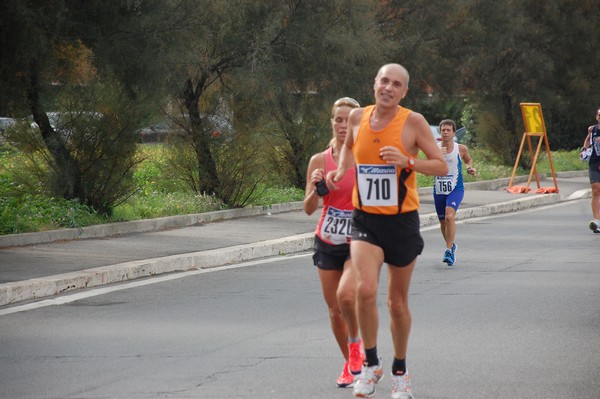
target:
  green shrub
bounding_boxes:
[0,194,103,235]
[249,185,304,206]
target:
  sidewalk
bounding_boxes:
[0,172,591,307]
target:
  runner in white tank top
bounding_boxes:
[433,119,476,266]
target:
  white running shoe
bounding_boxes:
[391,371,413,399]
[353,356,383,398]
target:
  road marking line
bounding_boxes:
[568,188,591,200]
[0,253,311,316]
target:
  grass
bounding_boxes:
[0,144,586,235]
[416,147,586,188]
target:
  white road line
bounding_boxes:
[0,253,311,316]
[568,188,591,200]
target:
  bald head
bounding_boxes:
[376,63,410,88]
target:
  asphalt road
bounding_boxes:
[0,198,599,399]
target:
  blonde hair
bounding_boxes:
[328,97,360,148]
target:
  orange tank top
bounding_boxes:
[352,105,419,215]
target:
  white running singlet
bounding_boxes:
[434,143,464,195]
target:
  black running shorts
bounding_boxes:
[351,209,424,267]
[312,235,350,271]
[589,162,600,184]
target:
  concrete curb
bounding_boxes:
[0,172,562,249]
[0,187,581,307]
[0,202,306,248]
[0,233,314,306]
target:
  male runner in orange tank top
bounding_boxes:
[326,63,447,399]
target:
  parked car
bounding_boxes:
[31,111,102,128]
[0,117,16,144]
[455,126,467,143]
[0,117,16,131]
[29,112,103,141]
[138,114,233,143]
[429,125,442,142]
[138,120,185,142]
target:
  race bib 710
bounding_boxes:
[356,164,398,207]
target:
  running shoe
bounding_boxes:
[391,371,413,399]
[336,362,356,388]
[443,249,454,266]
[451,242,457,264]
[589,219,600,233]
[348,340,365,375]
[353,356,383,398]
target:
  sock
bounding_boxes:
[364,347,378,367]
[392,357,406,375]
[348,336,361,343]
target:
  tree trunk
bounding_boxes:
[25,60,85,203]
[181,77,220,197]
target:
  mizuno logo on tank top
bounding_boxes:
[358,165,396,174]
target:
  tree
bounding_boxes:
[378,0,600,164]
[259,0,388,189]
[169,0,389,202]
[458,0,600,163]
[0,0,182,214]
[165,1,262,201]
[376,0,466,122]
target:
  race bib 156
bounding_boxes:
[435,175,454,194]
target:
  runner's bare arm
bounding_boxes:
[460,144,476,175]
[410,113,448,176]
[303,153,325,215]
[583,126,593,149]
[326,108,361,189]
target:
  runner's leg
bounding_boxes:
[387,260,416,361]
[351,240,384,352]
[318,268,349,360]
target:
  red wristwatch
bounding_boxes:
[407,157,415,170]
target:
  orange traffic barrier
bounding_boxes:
[536,187,559,194]
[505,186,531,194]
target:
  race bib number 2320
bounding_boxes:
[320,206,352,245]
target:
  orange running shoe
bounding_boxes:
[348,340,365,375]
[336,362,356,388]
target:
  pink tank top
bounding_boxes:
[315,147,355,245]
